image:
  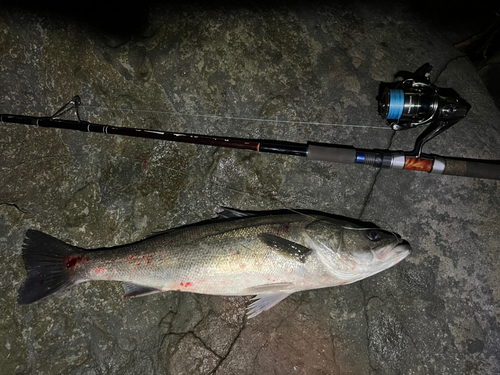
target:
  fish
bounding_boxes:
[18,209,410,318]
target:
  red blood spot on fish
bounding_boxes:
[276,225,290,237]
[141,157,148,170]
[111,259,115,262]
[65,255,84,269]
[180,282,184,286]
[128,255,135,260]
[136,263,141,266]
[142,254,153,266]
[95,267,105,274]
[176,289,181,292]
[185,282,192,287]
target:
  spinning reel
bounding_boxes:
[378,63,471,157]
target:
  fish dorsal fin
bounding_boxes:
[247,292,291,318]
[122,283,161,298]
[217,207,255,219]
[142,208,255,240]
[258,234,312,263]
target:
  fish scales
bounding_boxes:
[79,215,317,294]
[18,210,410,317]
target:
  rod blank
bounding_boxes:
[1,113,499,181]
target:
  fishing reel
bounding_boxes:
[378,63,471,157]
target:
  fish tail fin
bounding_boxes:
[18,229,86,305]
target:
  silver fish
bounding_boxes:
[18,209,410,317]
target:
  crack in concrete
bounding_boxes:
[359,282,377,374]
[157,300,229,373]
[168,316,222,361]
[433,55,468,84]
[357,168,381,221]
[250,299,303,375]
[330,331,341,375]
[156,297,180,364]
[169,330,222,364]
[0,202,26,213]
[192,331,222,360]
[357,131,397,220]
[208,315,247,375]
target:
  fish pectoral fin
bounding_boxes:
[247,292,291,318]
[257,233,312,263]
[122,283,162,298]
[242,282,294,294]
[243,283,294,318]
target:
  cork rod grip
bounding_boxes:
[442,158,500,180]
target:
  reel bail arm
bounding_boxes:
[378,63,471,157]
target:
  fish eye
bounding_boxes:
[366,230,380,241]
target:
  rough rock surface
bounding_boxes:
[1,2,499,374]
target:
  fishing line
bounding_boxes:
[0,99,389,129]
[80,104,390,130]
[341,226,380,230]
[0,100,390,135]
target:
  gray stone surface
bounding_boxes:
[0,2,499,374]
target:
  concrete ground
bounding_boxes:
[0,1,499,374]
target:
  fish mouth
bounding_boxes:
[373,241,411,265]
[393,242,411,254]
[387,242,411,264]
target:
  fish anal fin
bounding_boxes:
[258,233,312,263]
[122,283,161,298]
[247,292,291,318]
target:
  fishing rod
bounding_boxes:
[1,64,499,180]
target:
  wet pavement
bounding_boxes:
[0,1,499,374]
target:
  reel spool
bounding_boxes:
[379,84,439,130]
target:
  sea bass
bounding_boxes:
[18,209,410,317]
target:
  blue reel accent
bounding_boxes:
[355,152,365,164]
[386,89,404,120]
